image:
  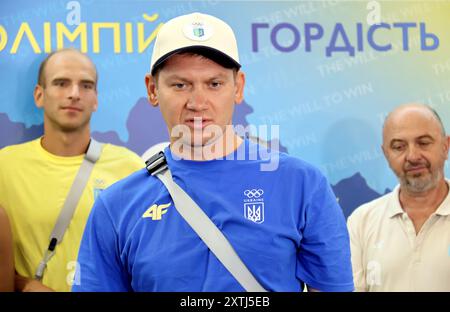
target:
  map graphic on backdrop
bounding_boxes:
[1,0,449,218]
[0,97,384,218]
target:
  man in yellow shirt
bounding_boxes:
[0,49,143,291]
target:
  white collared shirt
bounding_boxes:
[347,180,450,291]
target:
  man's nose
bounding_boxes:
[186,87,207,111]
[68,84,80,100]
[405,145,422,162]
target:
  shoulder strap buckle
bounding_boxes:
[145,151,168,176]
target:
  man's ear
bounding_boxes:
[92,92,98,112]
[34,85,44,108]
[145,74,158,107]
[444,135,450,160]
[234,71,245,105]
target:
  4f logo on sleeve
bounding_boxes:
[243,189,265,224]
[142,203,171,220]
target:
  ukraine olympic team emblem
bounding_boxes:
[244,203,264,224]
[193,27,204,38]
[243,189,265,224]
[183,22,213,41]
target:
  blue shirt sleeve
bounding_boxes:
[296,174,354,292]
[72,196,131,292]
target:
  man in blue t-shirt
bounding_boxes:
[73,12,354,292]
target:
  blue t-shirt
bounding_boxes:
[73,139,354,292]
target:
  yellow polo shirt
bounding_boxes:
[347,180,450,291]
[0,138,143,291]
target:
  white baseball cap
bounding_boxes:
[150,12,241,75]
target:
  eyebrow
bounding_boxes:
[389,139,405,145]
[390,135,435,144]
[51,77,70,83]
[80,79,95,85]
[51,77,95,84]
[416,135,434,141]
[164,73,230,81]
[164,75,189,82]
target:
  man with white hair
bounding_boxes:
[348,103,450,291]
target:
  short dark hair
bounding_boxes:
[37,48,98,88]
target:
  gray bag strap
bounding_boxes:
[146,152,267,292]
[35,139,103,281]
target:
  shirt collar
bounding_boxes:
[387,179,450,218]
[387,185,404,218]
[435,179,450,216]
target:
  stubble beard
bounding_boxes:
[399,161,443,193]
